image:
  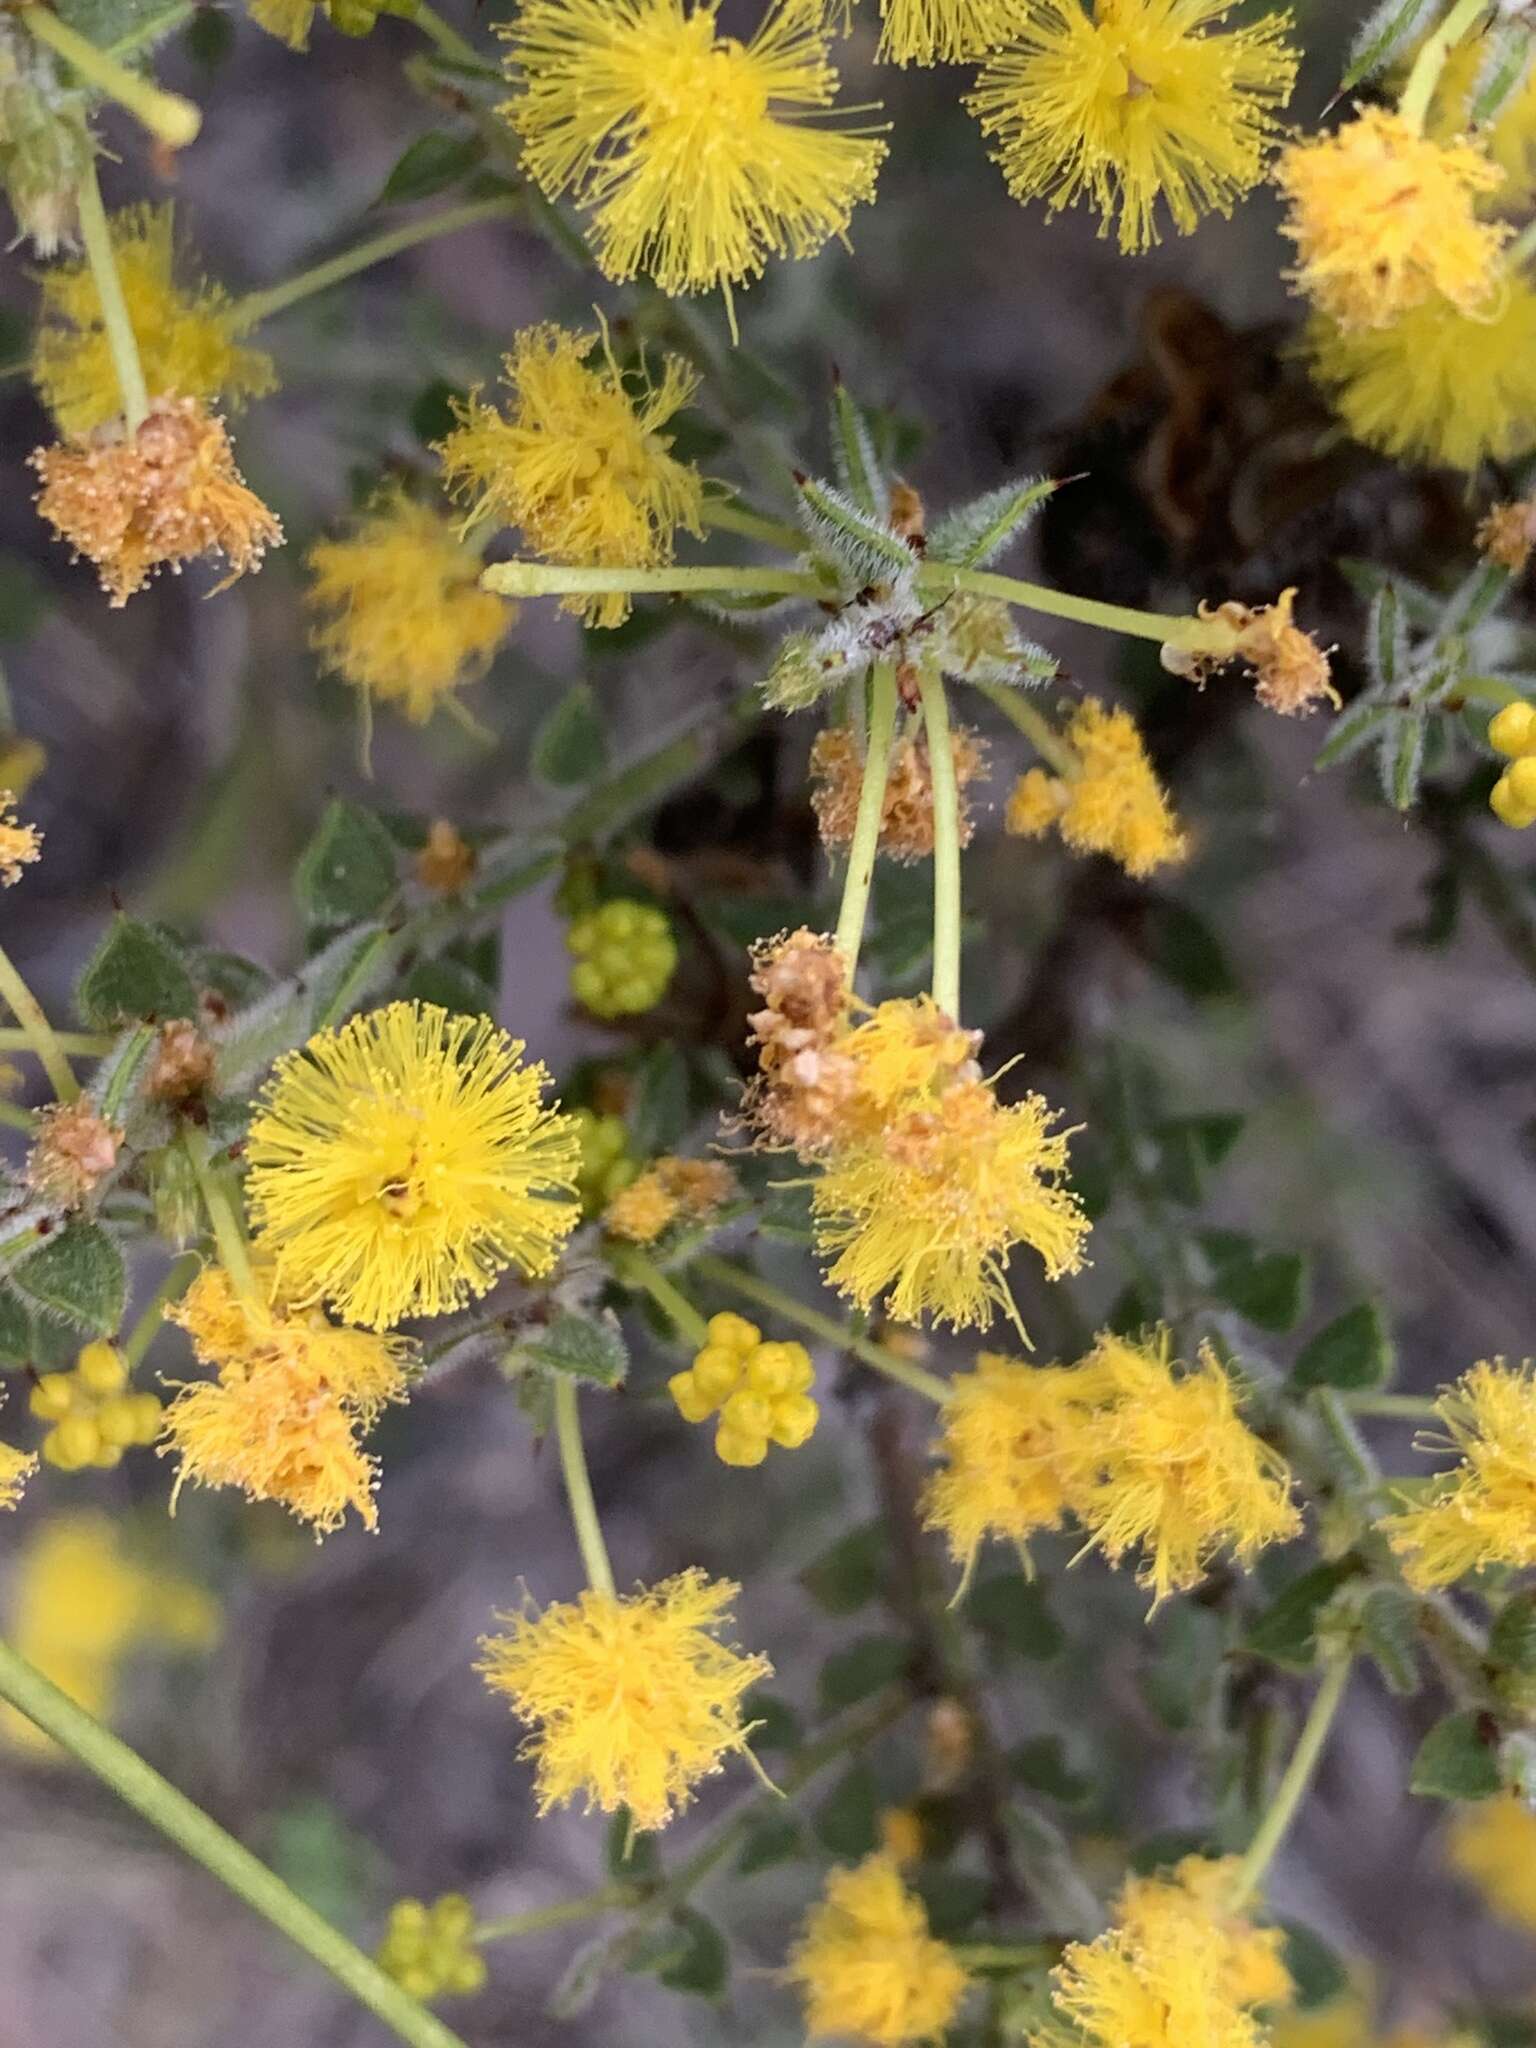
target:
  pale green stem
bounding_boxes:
[229,197,521,332]
[21,6,201,146]
[552,1376,616,1597]
[975,679,1078,780]
[474,1886,640,1946]
[1229,1657,1353,1910]
[0,1102,35,1133]
[408,0,481,65]
[922,562,1230,653]
[481,562,823,602]
[1337,1392,1442,1422]
[700,498,806,552]
[184,1134,258,1302]
[917,665,963,1022]
[692,1255,952,1406]
[122,1251,200,1370]
[0,1638,467,2048]
[1399,0,1490,131]
[612,1249,711,1347]
[0,940,78,1102]
[833,660,898,986]
[75,158,149,433]
[0,1027,115,1056]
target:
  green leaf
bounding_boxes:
[1360,1588,1419,1695]
[966,1575,1064,1660]
[400,955,497,1018]
[510,1308,628,1389]
[0,1286,33,1365]
[1279,1922,1350,2012]
[1154,1113,1244,1206]
[818,1635,910,1711]
[794,475,912,584]
[759,1182,815,1245]
[1472,19,1536,122]
[532,683,607,788]
[799,1519,887,1615]
[603,1810,660,1881]
[1489,1595,1536,1676]
[655,1910,728,1998]
[1142,1603,1223,1732]
[1341,0,1438,91]
[378,128,487,204]
[1410,1709,1502,1801]
[1244,1561,1359,1670]
[1143,900,1237,1001]
[410,379,465,446]
[76,918,198,1029]
[1314,697,1394,772]
[0,555,50,643]
[1198,1231,1308,1333]
[1010,1734,1092,1805]
[626,1042,690,1158]
[294,800,398,928]
[1379,713,1425,813]
[929,475,1056,570]
[743,1690,802,1754]
[1293,1302,1394,1392]
[1366,584,1406,692]
[10,1221,125,1335]
[1130,1827,1218,1875]
[816,1766,880,1858]
[830,379,884,516]
[913,1870,992,1939]
[185,5,234,65]
[737,1812,802,1874]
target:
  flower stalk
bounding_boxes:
[917,665,963,1022]
[552,1375,616,1597]
[612,1248,711,1346]
[0,940,79,1102]
[1397,0,1490,132]
[976,679,1078,779]
[1229,1655,1353,1909]
[833,660,898,985]
[473,1885,642,1946]
[184,1133,259,1303]
[20,5,201,146]
[75,158,150,434]
[123,1251,202,1370]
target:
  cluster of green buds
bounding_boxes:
[0,17,89,255]
[668,1312,818,1468]
[375,1893,486,2002]
[31,1340,162,1471]
[567,899,678,1019]
[1488,701,1536,827]
[572,1107,640,1215]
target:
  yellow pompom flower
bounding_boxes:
[1446,1793,1536,1932]
[1072,1330,1300,1605]
[668,1310,819,1466]
[922,1352,1107,1571]
[1302,280,1536,474]
[246,1002,581,1331]
[305,492,513,724]
[498,0,888,311]
[1274,107,1508,332]
[1488,701,1536,828]
[788,1851,970,2046]
[874,0,1017,65]
[477,1570,770,1831]
[33,203,276,439]
[1042,1855,1291,2048]
[160,1264,415,1535]
[967,0,1298,255]
[1005,698,1188,878]
[1382,1361,1536,1589]
[0,790,42,886]
[437,324,704,629]
[0,1379,35,1509]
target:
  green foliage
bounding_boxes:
[1292,1303,1394,1392]
[507,1308,629,1389]
[294,800,399,928]
[533,684,608,788]
[1410,1711,1503,1801]
[76,919,198,1029]
[9,1220,125,1335]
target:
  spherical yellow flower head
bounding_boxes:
[788,1850,970,2047]
[498,0,888,305]
[476,1569,771,1830]
[31,396,283,609]
[1046,1854,1291,2048]
[1275,108,1508,332]
[1070,1330,1300,1605]
[246,1001,581,1331]
[31,1340,162,1474]
[1446,1792,1536,1932]
[1383,1360,1536,1589]
[33,203,277,439]
[304,492,513,724]
[922,1351,1108,1570]
[1489,701,1536,828]
[876,0,1017,65]
[668,1309,818,1466]
[161,1264,415,1535]
[1006,698,1188,879]
[811,723,989,864]
[0,790,42,886]
[1304,277,1536,476]
[968,0,1298,255]
[437,323,703,630]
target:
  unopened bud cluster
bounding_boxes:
[1489,702,1536,827]
[668,1312,818,1467]
[31,1341,162,1471]
[567,899,677,1018]
[573,1108,639,1214]
[375,1893,486,2002]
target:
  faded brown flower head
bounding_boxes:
[810,725,988,864]
[27,1101,123,1208]
[1478,500,1536,576]
[603,1154,738,1246]
[31,396,283,607]
[743,928,858,1157]
[889,479,926,545]
[416,820,477,894]
[148,1018,216,1104]
[1166,589,1336,716]
[0,791,42,886]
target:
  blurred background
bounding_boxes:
[4,1,1536,2042]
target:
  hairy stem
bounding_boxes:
[474,1885,642,1946]
[0,1027,115,1056]
[552,1376,616,1596]
[976,680,1078,780]
[0,1638,467,2048]
[184,1134,258,1302]
[917,666,963,1021]
[1399,0,1490,131]
[123,1252,201,1370]
[0,941,79,1102]
[1229,1656,1353,1909]
[408,0,483,65]
[833,660,898,986]
[700,498,805,552]
[21,6,200,145]
[482,562,823,602]
[923,562,1230,653]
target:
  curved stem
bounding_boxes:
[409,0,482,65]
[0,1028,115,1056]
[975,679,1078,780]
[552,1376,616,1596]
[481,561,822,603]
[0,940,79,1102]
[612,1248,710,1347]
[229,197,521,332]
[917,665,962,1022]
[1229,1656,1353,1909]
[20,6,201,146]
[0,1638,467,2048]
[922,562,1227,652]
[474,1885,639,1946]
[75,158,150,433]
[700,498,805,552]
[123,1251,201,1370]
[692,1254,952,1405]
[1399,0,1490,131]
[833,660,898,986]
[184,1133,258,1303]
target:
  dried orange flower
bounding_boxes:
[604,1154,736,1243]
[811,724,988,862]
[26,1102,123,1208]
[742,927,858,1156]
[147,1019,216,1104]
[1478,501,1536,576]
[1165,589,1336,716]
[32,397,283,607]
[416,821,477,894]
